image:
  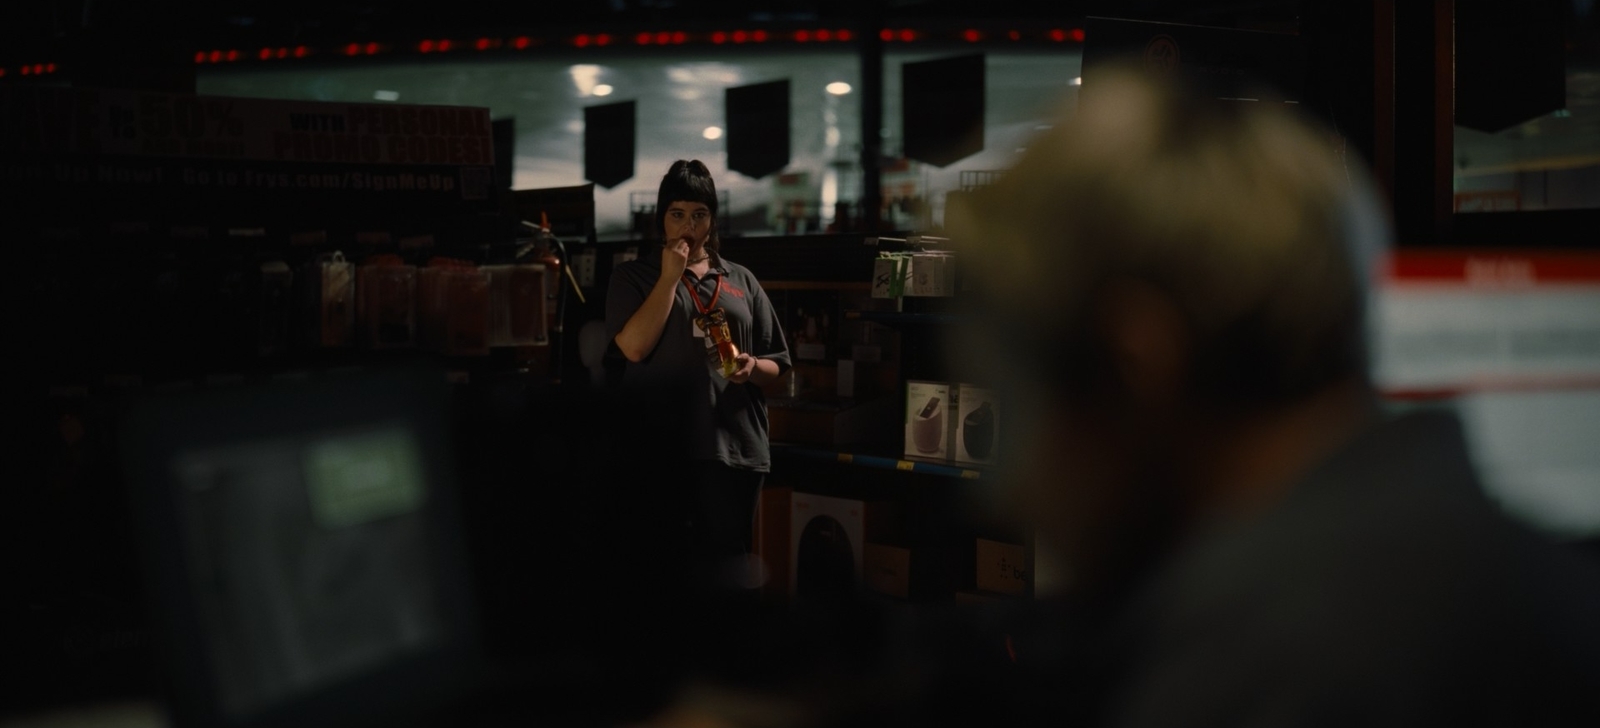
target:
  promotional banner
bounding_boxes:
[2,86,494,166]
[1374,249,1600,394]
[1,87,497,217]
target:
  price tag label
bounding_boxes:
[896,460,915,471]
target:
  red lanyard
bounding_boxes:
[681,271,721,314]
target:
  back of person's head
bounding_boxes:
[656,159,721,250]
[947,62,1390,415]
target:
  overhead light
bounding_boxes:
[703,126,724,140]
[1071,77,1082,86]
[374,90,400,101]
[826,81,852,95]
[592,84,614,97]
[569,63,602,96]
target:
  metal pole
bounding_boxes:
[860,2,885,232]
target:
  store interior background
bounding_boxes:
[2,1,1599,726]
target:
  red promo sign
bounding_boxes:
[1375,249,1600,398]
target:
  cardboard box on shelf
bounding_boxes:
[754,485,793,599]
[789,492,899,597]
[863,543,912,599]
[905,380,952,461]
[768,395,898,448]
[975,538,1030,597]
[953,384,1000,467]
[906,252,955,297]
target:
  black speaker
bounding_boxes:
[725,79,791,179]
[584,101,635,189]
[902,54,985,168]
[1455,0,1567,134]
[794,515,856,600]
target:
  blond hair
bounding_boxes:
[947,63,1389,408]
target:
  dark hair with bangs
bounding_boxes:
[655,159,720,251]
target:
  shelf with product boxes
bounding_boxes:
[753,466,1034,604]
[733,232,1033,604]
[1,85,593,388]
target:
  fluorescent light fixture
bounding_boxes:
[374,90,400,101]
[826,81,852,95]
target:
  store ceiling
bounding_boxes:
[0,1,1301,60]
[6,2,1591,182]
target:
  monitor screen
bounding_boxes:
[120,365,479,728]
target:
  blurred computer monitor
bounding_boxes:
[118,365,480,728]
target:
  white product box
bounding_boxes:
[953,383,999,467]
[904,380,951,461]
[906,252,954,297]
[871,256,912,299]
[789,492,895,597]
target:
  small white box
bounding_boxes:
[871,256,912,299]
[953,383,999,467]
[906,253,954,297]
[905,380,951,461]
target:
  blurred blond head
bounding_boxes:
[947,62,1391,595]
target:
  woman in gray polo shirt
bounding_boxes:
[606,159,792,599]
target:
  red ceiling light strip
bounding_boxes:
[256,45,311,61]
[571,33,614,47]
[184,23,1082,64]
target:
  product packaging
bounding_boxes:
[904,380,951,461]
[952,383,999,467]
